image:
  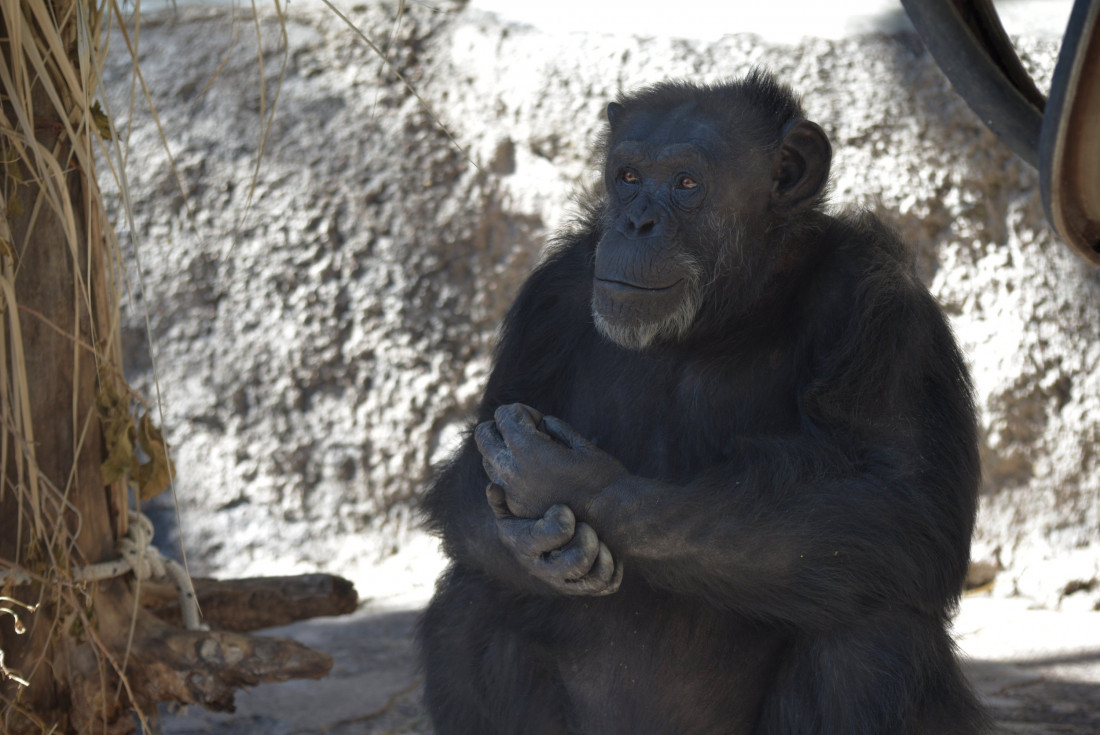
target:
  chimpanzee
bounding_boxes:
[418,70,987,735]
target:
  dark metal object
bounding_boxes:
[902,0,1100,266]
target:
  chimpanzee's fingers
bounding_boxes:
[495,403,545,429]
[495,503,575,558]
[538,415,591,450]
[494,403,551,454]
[486,483,511,520]
[531,504,576,552]
[474,420,504,457]
[573,543,623,596]
[475,420,512,486]
[538,521,600,581]
[585,542,615,584]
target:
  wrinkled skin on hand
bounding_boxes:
[475,403,628,596]
[474,403,629,519]
[486,484,623,595]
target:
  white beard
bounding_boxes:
[591,284,702,350]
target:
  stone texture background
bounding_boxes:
[102,0,1099,610]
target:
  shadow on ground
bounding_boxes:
[969,655,1100,734]
[154,601,1100,734]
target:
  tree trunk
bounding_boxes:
[0,7,124,726]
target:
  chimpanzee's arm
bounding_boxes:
[419,235,622,596]
[422,436,622,596]
[480,283,979,627]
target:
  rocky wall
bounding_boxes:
[103,0,1100,608]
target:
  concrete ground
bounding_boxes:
[957,597,1100,733]
[155,590,1100,734]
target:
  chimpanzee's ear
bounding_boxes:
[771,119,831,212]
[606,102,626,129]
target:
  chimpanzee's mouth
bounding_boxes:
[595,277,683,293]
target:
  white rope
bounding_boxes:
[0,510,205,631]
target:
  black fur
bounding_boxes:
[418,72,987,735]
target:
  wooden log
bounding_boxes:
[140,573,359,632]
[124,615,334,712]
[65,600,335,730]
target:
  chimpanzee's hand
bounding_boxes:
[487,483,623,596]
[474,403,628,519]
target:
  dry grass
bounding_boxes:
[0,0,242,729]
[1,0,134,728]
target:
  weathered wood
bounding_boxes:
[141,573,359,632]
[0,17,125,727]
[65,592,333,730]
